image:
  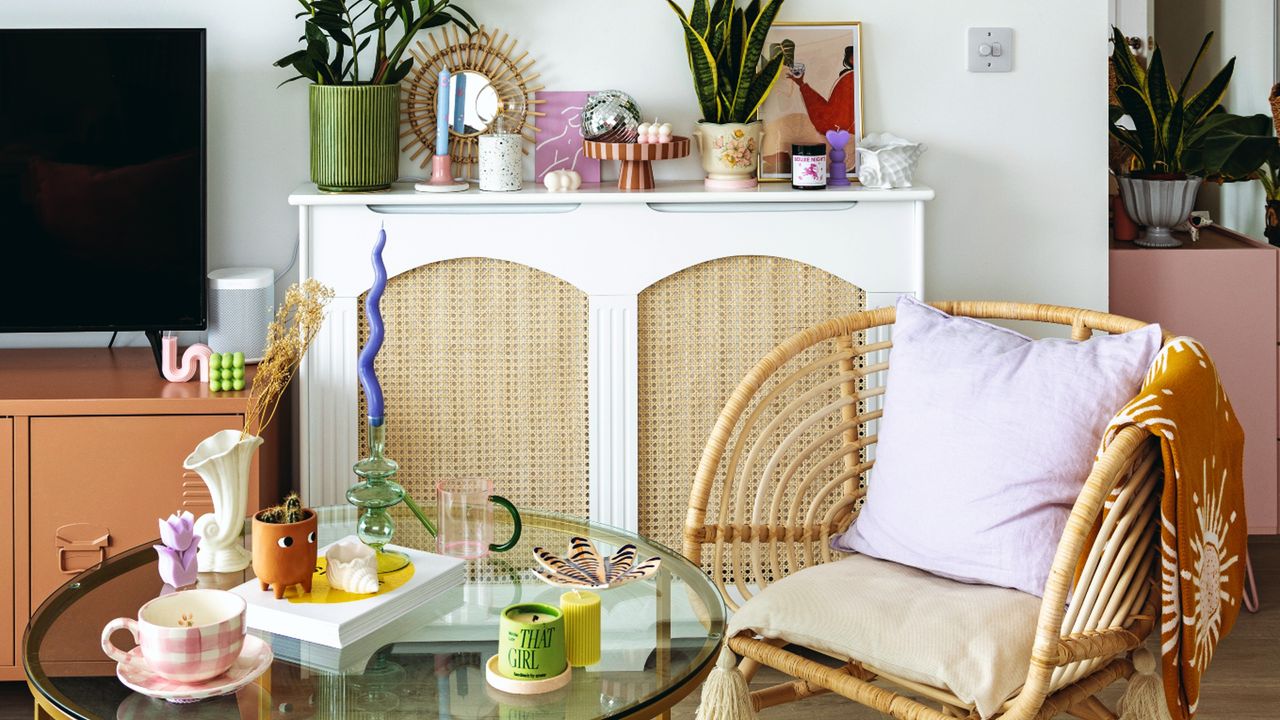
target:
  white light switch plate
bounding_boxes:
[967,27,1013,72]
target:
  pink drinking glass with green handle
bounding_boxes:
[436,478,522,559]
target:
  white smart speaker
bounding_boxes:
[207,268,274,363]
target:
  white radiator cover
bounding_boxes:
[290,180,933,530]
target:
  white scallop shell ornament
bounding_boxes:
[325,538,380,594]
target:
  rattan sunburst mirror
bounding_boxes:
[402,25,543,178]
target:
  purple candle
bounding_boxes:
[358,228,388,424]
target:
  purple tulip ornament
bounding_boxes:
[154,511,201,589]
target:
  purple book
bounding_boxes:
[534,91,601,183]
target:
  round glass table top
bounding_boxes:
[25,505,726,720]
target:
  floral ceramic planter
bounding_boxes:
[693,120,763,189]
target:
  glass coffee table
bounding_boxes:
[25,506,725,720]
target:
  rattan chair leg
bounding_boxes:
[1032,659,1132,720]
[751,679,833,710]
[738,637,786,682]
[1065,695,1118,720]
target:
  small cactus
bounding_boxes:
[257,492,306,524]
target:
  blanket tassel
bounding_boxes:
[695,646,757,720]
[1118,648,1172,720]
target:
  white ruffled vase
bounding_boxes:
[184,429,263,572]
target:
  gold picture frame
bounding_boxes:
[757,21,863,182]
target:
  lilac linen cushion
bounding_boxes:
[833,296,1160,596]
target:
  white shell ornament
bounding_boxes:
[543,169,582,192]
[325,538,379,594]
[531,536,661,590]
[855,132,926,189]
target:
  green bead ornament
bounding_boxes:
[232,352,245,367]
[210,379,222,392]
[210,353,223,370]
[232,379,246,391]
[233,367,246,380]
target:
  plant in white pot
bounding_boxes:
[667,0,786,189]
[275,0,474,192]
[1109,26,1272,247]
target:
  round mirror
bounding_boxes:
[447,71,500,137]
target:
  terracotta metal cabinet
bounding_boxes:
[1110,228,1279,534]
[0,348,288,681]
[28,415,254,607]
[1,418,13,669]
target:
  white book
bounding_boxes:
[231,538,465,649]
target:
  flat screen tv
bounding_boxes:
[0,28,206,341]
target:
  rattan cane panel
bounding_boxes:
[357,258,590,518]
[637,256,866,576]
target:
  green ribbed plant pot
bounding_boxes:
[310,84,400,193]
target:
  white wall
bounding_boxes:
[2,0,1109,347]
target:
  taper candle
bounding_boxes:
[356,228,387,423]
[436,69,451,154]
[561,590,601,667]
[452,72,467,133]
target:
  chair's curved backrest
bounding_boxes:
[682,301,1157,612]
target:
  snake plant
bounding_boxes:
[666,0,787,124]
[1109,26,1271,181]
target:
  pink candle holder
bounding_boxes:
[415,155,468,193]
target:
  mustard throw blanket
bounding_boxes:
[1100,337,1247,719]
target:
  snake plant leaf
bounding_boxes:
[740,52,785,123]
[1145,47,1173,127]
[718,6,744,85]
[1110,26,1146,91]
[691,0,710,35]
[1183,57,1235,127]
[1114,84,1158,169]
[668,0,722,121]
[1177,31,1214,98]
[1162,100,1185,172]
[745,0,760,29]
[731,0,784,121]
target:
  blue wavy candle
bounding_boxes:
[358,228,387,425]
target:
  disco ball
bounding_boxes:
[580,90,643,142]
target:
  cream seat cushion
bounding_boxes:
[727,553,1042,719]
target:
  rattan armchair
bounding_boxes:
[684,301,1164,720]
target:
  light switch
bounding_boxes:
[968,27,1013,72]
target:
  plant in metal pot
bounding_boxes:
[276,0,475,192]
[666,0,786,188]
[1109,26,1272,247]
[1254,144,1280,246]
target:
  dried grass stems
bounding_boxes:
[242,279,334,439]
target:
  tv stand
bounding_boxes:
[0,347,289,679]
[144,329,165,375]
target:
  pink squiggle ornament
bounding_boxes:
[162,336,214,383]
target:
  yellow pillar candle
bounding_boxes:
[560,590,601,667]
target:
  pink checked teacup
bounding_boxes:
[101,589,246,683]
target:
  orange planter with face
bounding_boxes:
[251,509,318,599]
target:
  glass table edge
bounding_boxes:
[23,508,730,719]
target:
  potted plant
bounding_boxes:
[1109,26,1272,247]
[251,493,319,599]
[1256,153,1280,246]
[275,0,475,192]
[666,0,787,189]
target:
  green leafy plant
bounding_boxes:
[275,0,475,86]
[666,0,787,124]
[1109,26,1271,180]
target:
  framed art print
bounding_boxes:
[758,22,863,181]
[534,91,602,184]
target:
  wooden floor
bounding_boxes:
[4,537,1277,719]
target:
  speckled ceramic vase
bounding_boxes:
[479,133,523,191]
[310,84,400,193]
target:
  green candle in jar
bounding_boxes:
[498,603,567,681]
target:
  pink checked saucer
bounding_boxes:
[117,634,273,703]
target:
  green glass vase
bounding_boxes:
[309,84,400,193]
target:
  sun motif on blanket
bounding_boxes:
[1180,456,1239,671]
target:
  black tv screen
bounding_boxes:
[0,28,206,332]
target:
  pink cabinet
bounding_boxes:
[1110,228,1279,534]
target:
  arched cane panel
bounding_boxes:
[637,256,866,562]
[357,257,590,518]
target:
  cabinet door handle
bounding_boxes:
[55,523,111,574]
